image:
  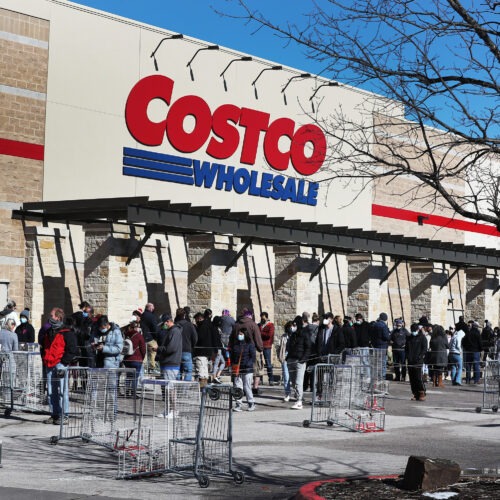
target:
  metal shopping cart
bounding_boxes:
[475,360,500,413]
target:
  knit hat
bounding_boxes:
[418,316,430,327]
[379,312,388,321]
[20,308,30,320]
[133,308,143,318]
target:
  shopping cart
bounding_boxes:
[303,363,337,428]
[475,360,500,413]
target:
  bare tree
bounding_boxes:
[223,0,500,228]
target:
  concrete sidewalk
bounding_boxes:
[0,381,498,499]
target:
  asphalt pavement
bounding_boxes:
[0,379,498,499]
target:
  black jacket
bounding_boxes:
[177,318,198,353]
[342,325,358,349]
[354,321,371,347]
[428,334,449,367]
[195,318,217,358]
[462,327,482,353]
[230,340,256,375]
[390,328,409,349]
[405,333,428,365]
[286,329,311,363]
[15,323,35,343]
[156,323,183,366]
[140,310,158,342]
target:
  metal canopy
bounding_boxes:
[12,197,500,270]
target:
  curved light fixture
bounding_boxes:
[220,56,253,91]
[281,73,311,105]
[251,65,283,99]
[186,45,219,81]
[150,33,184,71]
[309,82,339,112]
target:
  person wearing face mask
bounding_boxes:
[405,323,428,401]
[122,312,146,392]
[341,316,358,356]
[354,313,371,348]
[390,318,409,382]
[230,327,256,412]
[42,307,78,425]
[315,313,335,360]
[15,308,35,345]
[277,321,294,402]
[72,301,95,367]
[93,315,123,369]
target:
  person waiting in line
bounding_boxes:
[15,308,35,345]
[259,311,275,386]
[140,303,159,374]
[93,315,123,368]
[194,309,217,388]
[277,320,293,402]
[405,323,428,401]
[122,314,146,393]
[428,324,449,387]
[390,318,408,382]
[0,300,20,329]
[418,316,432,383]
[230,327,256,412]
[175,307,197,382]
[480,320,495,362]
[211,315,226,384]
[303,312,320,393]
[315,312,336,362]
[286,317,311,410]
[155,314,183,381]
[72,302,95,367]
[354,313,371,348]
[448,326,465,386]
[463,320,482,384]
[220,308,235,343]
[1,318,19,352]
[341,316,357,360]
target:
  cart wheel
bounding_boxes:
[208,387,220,401]
[303,420,310,428]
[475,407,482,413]
[198,475,210,488]
[4,408,12,418]
[233,471,245,485]
[231,387,244,400]
[327,420,334,427]
[492,406,498,413]
[50,436,59,445]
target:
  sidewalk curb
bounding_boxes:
[295,474,400,500]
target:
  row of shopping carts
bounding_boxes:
[302,348,389,432]
[0,351,244,488]
[476,360,500,413]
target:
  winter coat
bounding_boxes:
[220,315,236,340]
[96,323,123,368]
[428,334,449,368]
[277,332,290,364]
[405,333,428,365]
[390,328,408,350]
[231,316,263,352]
[177,318,198,353]
[15,323,35,344]
[43,328,78,368]
[354,321,371,348]
[123,326,146,362]
[342,325,358,349]
[481,326,495,350]
[140,310,158,343]
[370,320,391,348]
[286,329,311,363]
[259,321,275,349]
[0,328,19,352]
[462,327,482,353]
[195,318,217,358]
[230,340,256,375]
[156,323,183,367]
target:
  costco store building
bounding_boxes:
[1,0,500,331]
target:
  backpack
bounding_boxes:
[121,330,138,357]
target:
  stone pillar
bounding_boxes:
[273,245,320,330]
[466,268,499,323]
[24,226,68,327]
[186,234,238,314]
[318,252,348,317]
[347,255,389,322]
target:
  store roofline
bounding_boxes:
[12,197,500,270]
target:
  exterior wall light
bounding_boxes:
[251,65,283,99]
[219,56,253,91]
[150,33,184,71]
[281,73,311,105]
[186,45,219,81]
[309,81,339,112]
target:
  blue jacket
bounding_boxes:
[100,323,123,368]
[370,320,391,348]
[231,341,256,375]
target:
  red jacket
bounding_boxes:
[123,326,146,362]
[259,321,275,349]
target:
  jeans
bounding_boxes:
[49,363,69,418]
[263,347,274,383]
[281,360,291,396]
[392,349,406,381]
[123,360,142,390]
[234,372,254,405]
[161,366,180,381]
[448,352,463,385]
[177,352,193,381]
[464,351,480,383]
[212,350,225,376]
[288,359,306,402]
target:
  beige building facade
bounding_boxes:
[1,0,499,333]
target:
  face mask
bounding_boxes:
[20,317,27,324]
[130,316,138,324]
[82,312,89,318]
[411,331,418,336]
[99,327,108,334]
[355,320,362,325]
[237,334,244,341]
[323,319,329,326]
[290,326,297,333]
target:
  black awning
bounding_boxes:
[13,197,500,269]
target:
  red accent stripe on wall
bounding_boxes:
[0,138,44,161]
[372,204,500,237]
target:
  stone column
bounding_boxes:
[466,268,499,323]
[273,245,320,330]
[24,226,68,327]
[186,234,238,314]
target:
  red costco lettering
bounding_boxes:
[125,75,326,176]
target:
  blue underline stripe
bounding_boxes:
[123,147,192,167]
[123,156,194,176]
[123,166,195,185]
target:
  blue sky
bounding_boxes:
[73,0,322,74]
